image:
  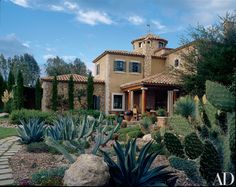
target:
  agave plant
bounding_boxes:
[174,95,196,119]
[139,117,152,134]
[102,139,177,187]
[17,118,45,144]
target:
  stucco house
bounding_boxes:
[41,33,192,115]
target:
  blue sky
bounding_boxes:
[0,0,235,75]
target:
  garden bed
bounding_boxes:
[9,146,68,185]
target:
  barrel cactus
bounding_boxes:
[200,140,222,185]
[184,132,203,159]
[164,132,185,158]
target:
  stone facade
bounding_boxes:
[41,81,105,112]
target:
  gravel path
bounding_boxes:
[0,136,22,186]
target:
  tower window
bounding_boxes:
[174,59,179,67]
[139,42,142,47]
[158,42,164,48]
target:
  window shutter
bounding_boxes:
[113,61,117,71]
[138,63,141,73]
[123,61,126,72]
[129,62,132,72]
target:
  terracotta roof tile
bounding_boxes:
[131,33,168,44]
[93,50,144,63]
[120,71,182,89]
[41,74,104,84]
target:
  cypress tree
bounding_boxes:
[16,71,24,109]
[68,75,74,110]
[0,74,7,110]
[35,78,42,110]
[7,70,15,91]
[52,76,58,111]
[87,72,94,110]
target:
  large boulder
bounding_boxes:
[63,154,110,186]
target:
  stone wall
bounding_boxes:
[41,81,105,112]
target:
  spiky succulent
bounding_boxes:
[17,118,45,144]
[102,139,177,187]
[174,95,196,118]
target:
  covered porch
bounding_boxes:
[120,72,182,116]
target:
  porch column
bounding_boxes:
[167,90,174,116]
[127,91,131,110]
[141,87,148,114]
[130,91,134,110]
[127,90,134,110]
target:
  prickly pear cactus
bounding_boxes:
[164,132,185,158]
[206,80,235,112]
[228,113,235,170]
[200,140,222,185]
[169,115,194,137]
[169,156,204,184]
[184,132,203,159]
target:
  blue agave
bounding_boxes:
[102,139,177,187]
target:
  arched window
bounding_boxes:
[174,59,179,67]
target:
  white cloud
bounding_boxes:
[43,54,56,60]
[9,0,29,8]
[62,55,76,62]
[0,34,30,57]
[49,5,65,12]
[64,1,79,11]
[128,15,144,25]
[152,20,166,30]
[77,10,113,25]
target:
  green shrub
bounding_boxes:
[151,131,162,144]
[26,142,59,154]
[174,95,196,118]
[156,108,166,116]
[164,132,185,158]
[147,143,166,155]
[126,130,144,140]
[31,167,67,186]
[139,117,152,134]
[10,109,55,124]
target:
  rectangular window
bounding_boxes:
[96,64,100,75]
[129,62,141,73]
[114,60,126,72]
[112,93,125,111]
[93,95,100,110]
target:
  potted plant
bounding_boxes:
[124,110,133,121]
[156,108,168,128]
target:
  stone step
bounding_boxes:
[0,169,12,174]
[0,159,8,162]
[0,161,8,165]
[0,165,9,169]
[0,173,13,180]
[0,179,14,186]
[2,153,15,156]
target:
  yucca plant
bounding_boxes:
[17,118,45,144]
[102,139,177,187]
[174,95,196,119]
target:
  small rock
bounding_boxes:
[142,134,153,141]
[63,154,110,186]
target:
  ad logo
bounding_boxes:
[214,172,235,186]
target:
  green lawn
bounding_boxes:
[0,127,18,139]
